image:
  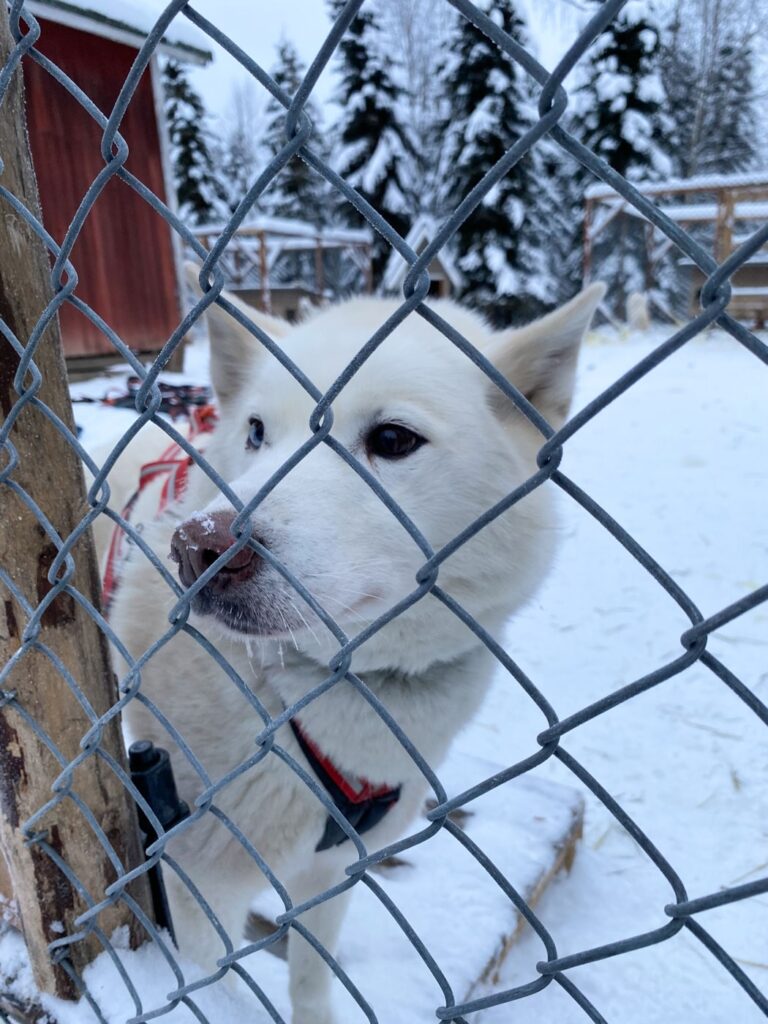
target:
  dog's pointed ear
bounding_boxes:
[184,262,289,402]
[485,282,606,427]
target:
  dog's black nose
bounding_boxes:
[170,511,259,591]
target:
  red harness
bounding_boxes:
[101,404,218,614]
[291,717,395,804]
[290,718,401,850]
[101,404,400,846]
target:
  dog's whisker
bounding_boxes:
[320,595,372,624]
[243,634,268,679]
[274,605,300,653]
[288,598,321,647]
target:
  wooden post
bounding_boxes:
[715,187,734,263]
[644,220,654,294]
[364,243,373,294]
[258,229,272,313]
[582,196,594,284]
[0,7,152,1000]
[314,235,324,299]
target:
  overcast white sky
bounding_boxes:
[184,0,335,121]
[179,0,583,125]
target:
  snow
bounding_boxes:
[0,929,38,1006]
[28,0,211,60]
[467,324,768,1021]
[621,1,654,25]
[621,106,655,149]
[42,928,248,1024]
[636,70,665,105]
[5,323,767,1021]
[595,71,633,104]
[243,757,582,1024]
[587,170,768,200]
[195,216,370,245]
[382,215,463,295]
[482,242,521,295]
[622,200,768,224]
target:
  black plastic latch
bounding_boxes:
[129,741,190,945]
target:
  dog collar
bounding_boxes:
[289,717,401,851]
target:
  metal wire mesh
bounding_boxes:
[1,0,768,1021]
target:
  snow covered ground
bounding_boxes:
[467,324,768,1022]
[5,321,767,1022]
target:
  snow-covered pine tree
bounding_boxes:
[534,136,588,306]
[162,60,225,225]
[438,0,550,326]
[571,0,671,183]
[329,0,415,287]
[263,39,328,223]
[261,40,330,292]
[570,1,672,315]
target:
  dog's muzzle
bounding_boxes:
[170,511,259,593]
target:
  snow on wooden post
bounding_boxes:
[0,6,152,1000]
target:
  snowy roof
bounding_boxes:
[624,200,768,223]
[195,217,371,246]
[678,253,768,267]
[382,216,463,294]
[28,0,212,64]
[586,170,768,201]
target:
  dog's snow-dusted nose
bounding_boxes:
[170,511,259,591]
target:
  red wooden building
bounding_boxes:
[23,1,211,364]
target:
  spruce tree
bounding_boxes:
[162,60,225,225]
[438,0,549,326]
[572,1,671,183]
[263,40,328,222]
[535,137,587,305]
[570,1,672,315]
[330,0,415,287]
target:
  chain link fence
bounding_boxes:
[1,0,768,1021]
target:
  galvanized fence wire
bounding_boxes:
[1,0,767,1020]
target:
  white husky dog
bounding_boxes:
[104,279,603,1022]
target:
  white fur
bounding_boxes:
[103,280,604,1022]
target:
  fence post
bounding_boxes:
[0,6,153,1001]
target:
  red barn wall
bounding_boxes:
[24,19,181,358]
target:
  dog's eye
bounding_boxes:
[246,416,265,451]
[366,423,426,460]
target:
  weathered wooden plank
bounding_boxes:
[0,5,152,999]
